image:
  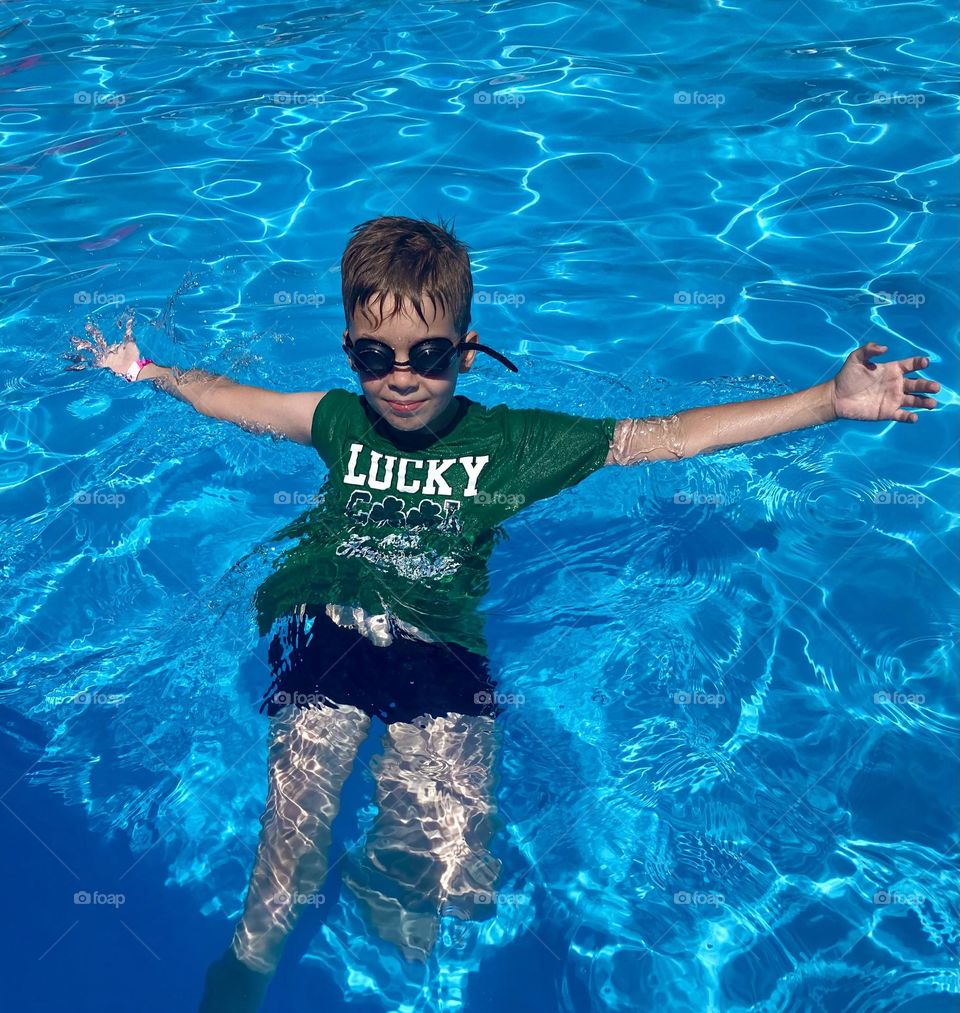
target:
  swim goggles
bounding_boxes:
[343,333,519,378]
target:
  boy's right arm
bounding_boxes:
[138,363,325,446]
[138,362,326,445]
[78,323,324,446]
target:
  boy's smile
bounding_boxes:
[343,293,479,436]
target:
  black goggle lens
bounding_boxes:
[349,339,459,378]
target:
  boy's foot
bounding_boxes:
[197,947,273,1013]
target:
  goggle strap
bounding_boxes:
[467,342,520,373]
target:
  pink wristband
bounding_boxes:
[124,357,153,382]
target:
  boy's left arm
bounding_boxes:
[605,342,941,465]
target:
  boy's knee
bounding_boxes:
[343,875,440,961]
[230,928,284,976]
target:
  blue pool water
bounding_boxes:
[1,1,957,1010]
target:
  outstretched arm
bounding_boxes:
[68,317,324,446]
[605,342,940,466]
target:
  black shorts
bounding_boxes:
[258,606,501,725]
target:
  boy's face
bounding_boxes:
[342,293,478,434]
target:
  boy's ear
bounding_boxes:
[459,330,480,372]
[342,328,358,372]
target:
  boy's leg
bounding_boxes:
[341,712,502,962]
[231,700,371,974]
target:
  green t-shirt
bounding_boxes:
[253,389,618,656]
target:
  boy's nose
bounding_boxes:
[387,371,419,393]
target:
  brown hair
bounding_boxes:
[340,215,473,336]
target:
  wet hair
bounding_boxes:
[340,215,473,336]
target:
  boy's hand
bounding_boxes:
[66,316,140,378]
[66,312,325,444]
[831,342,939,424]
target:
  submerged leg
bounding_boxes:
[342,712,502,962]
[230,700,371,974]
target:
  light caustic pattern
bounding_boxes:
[0,0,956,1010]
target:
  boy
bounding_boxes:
[72,215,939,1011]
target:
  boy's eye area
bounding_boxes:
[350,338,460,376]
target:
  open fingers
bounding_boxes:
[899,354,930,374]
[901,394,937,410]
[85,321,108,357]
[893,409,919,424]
[902,377,938,411]
[854,341,886,368]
